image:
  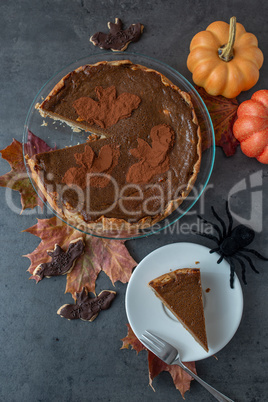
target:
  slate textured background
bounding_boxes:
[0,1,267,401]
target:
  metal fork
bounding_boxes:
[141,331,234,402]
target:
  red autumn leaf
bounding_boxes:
[148,351,196,398]
[67,235,136,295]
[24,130,56,158]
[23,217,136,297]
[121,324,146,354]
[23,216,80,282]
[66,234,103,297]
[195,86,239,156]
[0,131,55,210]
[121,324,196,399]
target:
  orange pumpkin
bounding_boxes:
[233,90,268,164]
[187,17,264,98]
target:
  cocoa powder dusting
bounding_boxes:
[73,86,141,128]
[62,144,120,188]
[126,124,175,184]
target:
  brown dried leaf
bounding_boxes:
[121,324,146,354]
[98,238,137,285]
[24,217,136,297]
[195,86,239,156]
[121,324,196,398]
[24,217,80,282]
[0,131,55,210]
[148,351,196,398]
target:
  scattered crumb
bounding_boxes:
[205,288,211,293]
[87,133,100,142]
[73,127,81,133]
[163,109,170,116]
[195,261,200,264]
[41,120,48,127]
[47,173,54,180]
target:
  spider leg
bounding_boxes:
[216,254,224,264]
[197,215,223,241]
[232,256,247,285]
[237,252,259,274]
[226,257,235,289]
[225,200,233,236]
[193,230,220,245]
[209,246,220,254]
[211,248,224,260]
[242,248,268,260]
[211,206,227,239]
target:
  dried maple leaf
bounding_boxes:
[121,324,196,399]
[121,324,146,354]
[73,86,141,128]
[0,131,55,210]
[24,130,56,158]
[24,217,80,282]
[148,351,196,398]
[24,217,136,297]
[195,86,239,156]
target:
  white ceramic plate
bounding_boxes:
[125,242,243,362]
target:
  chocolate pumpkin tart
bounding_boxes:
[148,268,208,352]
[28,60,201,232]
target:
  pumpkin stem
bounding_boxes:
[218,16,236,62]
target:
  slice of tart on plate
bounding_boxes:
[148,268,208,352]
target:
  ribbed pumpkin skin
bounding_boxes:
[233,90,268,164]
[187,21,264,98]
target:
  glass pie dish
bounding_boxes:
[22,52,215,240]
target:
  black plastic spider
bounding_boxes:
[195,200,268,288]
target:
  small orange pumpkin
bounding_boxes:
[187,17,264,98]
[233,90,268,164]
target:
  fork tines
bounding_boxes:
[140,330,164,353]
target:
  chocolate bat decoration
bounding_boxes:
[90,18,144,52]
[33,237,84,280]
[57,288,116,322]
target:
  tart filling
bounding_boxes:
[28,60,201,232]
[148,268,208,352]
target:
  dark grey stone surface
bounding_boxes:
[0,1,267,401]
